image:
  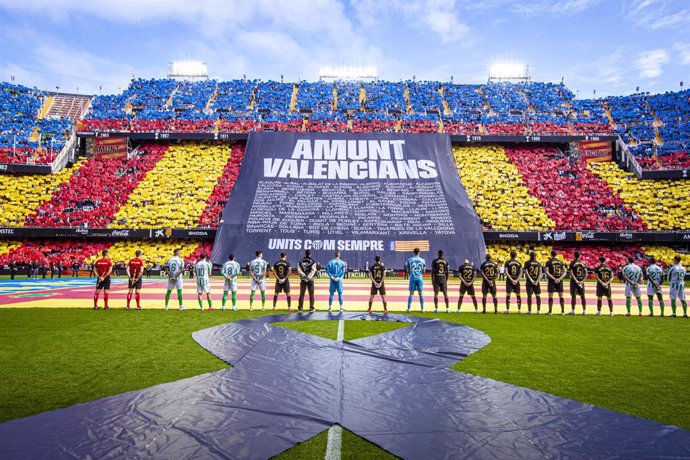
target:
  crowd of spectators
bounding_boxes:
[197,143,245,227]
[110,143,232,229]
[25,144,167,227]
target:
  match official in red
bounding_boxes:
[93,250,113,310]
[126,250,145,310]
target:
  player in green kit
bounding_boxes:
[164,248,185,311]
[668,255,687,318]
[221,254,241,311]
[645,257,665,316]
[195,254,213,311]
[504,251,522,314]
[248,251,269,311]
[622,257,643,316]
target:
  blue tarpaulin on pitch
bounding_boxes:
[1,313,689,459]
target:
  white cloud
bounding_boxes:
[626,0,690,29]
[674,42,690,65]
[352,0,470,43]
[635,49,669,78]
[512,0,599,15]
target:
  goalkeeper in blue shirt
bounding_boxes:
[326,251,347,312]
[405,248,426,312]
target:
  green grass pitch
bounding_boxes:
[0,309,688,459]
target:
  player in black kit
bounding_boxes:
[297,249,317,311]
[457,259,478,313]
[431,250,450,313]
[594,256,614,316]
[480,254,499,314]
[504,251,522,314]
[568,251,588,315]
[523,251,542,314]
[368,255,387,313]
[545,250,567,315]
[272,252,292,311]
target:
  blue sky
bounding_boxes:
[0,0,688,97]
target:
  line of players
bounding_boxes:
[90,247,688,317]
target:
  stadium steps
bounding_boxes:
[289,84,298,113]
[332,85,338,111]
[359,86,366,109]
[205,82,219,113]
[438,87,451,115]
[404,85,412,114]
[164,83,181,109]
[29,95,54,142]
[46,94,92,122]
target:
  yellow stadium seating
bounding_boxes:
[589,162,690,230]
[88,240,202,266]
[110,143,231,228]
[486,243,554,266]
[640,246,690,267]
[0,161,82,226]
[454,146,554,230]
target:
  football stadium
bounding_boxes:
[1,1,690,458]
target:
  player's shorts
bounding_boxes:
[275,279,290,294]
[370,283,386,296]
[96,276,111,290]
[330,279,343,296]
[506,281,520,295]
[167,277,183,291]
[547,280,564,293]
[625,283,642,298]
[647,282,663,296]
[526,282,541,296]
[481,280,497,296]
[128,277,142,290]
[432,277,447,294]
[409,278,423,293]
[596,284,612,298]
[459,282,475,296]
[670,283,686,301]
[196,280,211,294]
[570,280,585,297]
[223,279,238,292]
[251,278,266,291]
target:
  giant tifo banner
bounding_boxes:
[212,132,486,269]
[578,140,612,163]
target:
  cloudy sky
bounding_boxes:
[0,0,688,97]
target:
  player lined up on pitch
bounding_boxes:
[90,247,688,317]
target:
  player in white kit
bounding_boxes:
[622,257,643,316]
[195,253,213,311]
[668,255,687,318]
[248,250,268,311]
[221,254,241,311]
[164,248,185,311]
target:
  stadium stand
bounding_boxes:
[110,143,231,228]
[453,145,554,230]
[25,144,167,227]
[197,143,245,228]
[0,162,81,226]
[0,240,110,266]
[504,146,647,231]
[589,161,690,230]
[90,239,202,266]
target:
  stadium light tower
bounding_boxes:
[319,65,379,81]
[168,60,209,79]
[488,61,530,83]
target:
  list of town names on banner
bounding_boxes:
[246,180,455,235]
